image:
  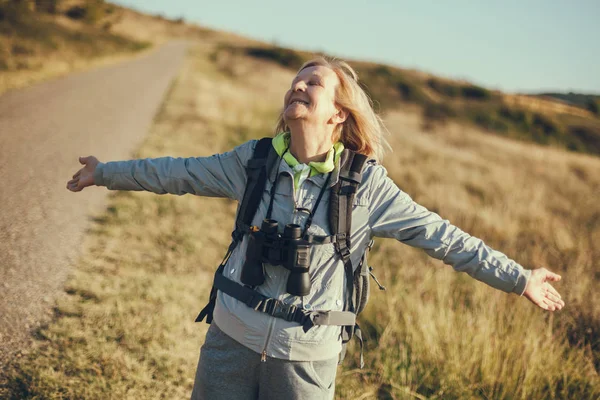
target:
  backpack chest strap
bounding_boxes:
[209,272,356,331]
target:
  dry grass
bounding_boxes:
[1,36,599,400]
[0,2,201,97]
[334,109,600,399]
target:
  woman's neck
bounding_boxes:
[288,125,334,164]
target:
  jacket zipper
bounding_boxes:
[261,171,302,363]
[260,276,287,363]
[260,313,276,363]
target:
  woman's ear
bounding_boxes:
[332,108,348,124]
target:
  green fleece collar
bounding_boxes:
[272,132,344,177]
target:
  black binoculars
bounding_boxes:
[241,219,311,296]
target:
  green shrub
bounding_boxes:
[0,0,31,24]
[568,125,600,155]
[428,79,490,101]
[497,105,531,133]
[0,2,58,48]
[427,78,460,97]
[586,99,599,115]
[388,71,424,103]
[525,113,562,145]
[65,1,105,24]
[472,111,492,128]
[65,5,85,20]
[373,65,393,79]
[396,81,417,101]
[11,42,34,55]
[499,105,527,124]
[0,57,9,70]
[35,0,60,14]
[531,113,559,135]
[422,101,456,123]
[468,108,510,134]
[245,46,304,69]
[461,84,491,100]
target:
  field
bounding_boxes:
[1,34,599,399]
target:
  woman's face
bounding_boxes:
[283,65,342,127]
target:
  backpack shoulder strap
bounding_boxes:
[234,137,275,238]
[196,137,275,324]
[329,150,369,309]
[329,150,369,266]
[329,149,370,368]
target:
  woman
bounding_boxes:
[67,57,565,400]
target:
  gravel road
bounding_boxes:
[0,39,190,367]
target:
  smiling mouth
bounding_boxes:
[289,99,309,106]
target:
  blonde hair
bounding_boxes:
[274,57,391,161]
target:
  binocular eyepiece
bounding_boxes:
[241,219,311,296]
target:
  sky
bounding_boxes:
[111,0,600,94]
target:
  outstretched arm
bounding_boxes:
[66,140,258,201]
[366,165,564,311]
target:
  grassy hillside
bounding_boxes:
[222,43,600,158]
[1,5,600,399]
[0,0,206,95]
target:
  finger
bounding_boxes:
[545,291,564,308]
[72,170,81,179]
[545,271,562,282]
[548,296,564,310]
[79,156,89,165]
[543,296,563,311]
[545,290,558,302]
[546,284,562,299]
[542,298,556,311]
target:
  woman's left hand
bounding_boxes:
[523,267,565,311]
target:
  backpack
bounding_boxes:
[195,137,386,368]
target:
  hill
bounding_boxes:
[221,43,600,157]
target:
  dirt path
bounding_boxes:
[0,39,191,367]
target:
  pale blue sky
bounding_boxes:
[112,0,600,94]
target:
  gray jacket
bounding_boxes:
[94,139,530,362]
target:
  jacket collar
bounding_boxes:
[269,152,344,189]
[272,132,344,178]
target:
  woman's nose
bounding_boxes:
[292,80,307,92]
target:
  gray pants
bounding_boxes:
[191,323,338,400]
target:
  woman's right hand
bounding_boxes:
[67,156,100,192]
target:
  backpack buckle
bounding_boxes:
[266,299,298,322]
[335,233,351,260]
